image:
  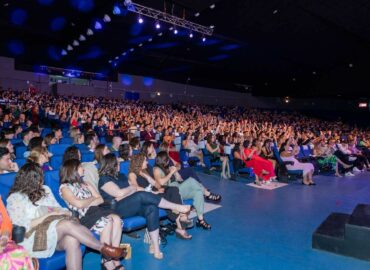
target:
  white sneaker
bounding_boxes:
[264,180,271,185]
[345,172,355,177]
[352,167,361,173]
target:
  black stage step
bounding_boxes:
[312,204,370,261]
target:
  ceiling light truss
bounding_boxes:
[124,1,213,36]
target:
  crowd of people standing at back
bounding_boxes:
[0,88,369,269]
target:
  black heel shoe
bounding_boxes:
[204,192,222,202]
[196,219,211,230]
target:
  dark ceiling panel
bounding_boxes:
[1,0,370,97]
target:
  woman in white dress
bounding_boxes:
[6,162,125,270]
[182,132,205,166]
[280,138,315,186]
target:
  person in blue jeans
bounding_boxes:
[98,153,190,260]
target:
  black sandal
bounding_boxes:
[196,219,211,230]
[204,192,222,202]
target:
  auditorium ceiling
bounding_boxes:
[1,0,370,97]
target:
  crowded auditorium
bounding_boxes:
[1,1,370,270]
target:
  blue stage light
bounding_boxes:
[113,6,121,15]
[70,0,94,13]
[61,49,67,56]
[50,17,66,31]
[94,21,102,30]
[11,9,28,26]
[174,29,178,34]
[155,22,161,29]
[138,17,143,24]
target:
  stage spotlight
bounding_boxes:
[148,38,153,42]
[194,12,200,17]
[157,92,161,96]
[113,6,121,15]
[284,96,290,103]
[210,25,215,29]
[94,21,102,30]
[67,45,73,51]
[108,60,112,63]
[103,14,111,23]
[122,52,127,55]
[158,32,163,36]
[79,35,86,41]
[130,48,134,52]
[115,56,119,60]
[138,17,143,24]
[202,36,206,42]
[61,49,67,56]
[210,4,215,9]
[189,33,193,38]
[73,40,79,46]
[155,22,161,29]
[87,28,94,35]
[139,43,143,47]
[174,29,178,34]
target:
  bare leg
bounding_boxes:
[56,220,103,251]
[220,157,227,178]
[149,229,162,259]
[56,235,82,270]
[158,198,191,213]
[100,219,116,270]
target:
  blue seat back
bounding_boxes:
[48,144,70,156]
[50,155,64,170]
[15,146,27,159]
[0,173,17,202]
[272,146,284,164]
[44,170,67,208]
[120,161,130,176]
[11,138,22,145]
[148,159,155,168]
[75,144,88,152]
[81,152,94,162]
[301,145,312,157]
[41,128,52,138]
[14,158,27,168]
[60,137,73,145]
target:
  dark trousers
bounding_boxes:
[179,167,200,182]
[116,191,161,232]
[159,186,182,222]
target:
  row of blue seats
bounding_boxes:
[179,148,255,177]
[1,160,191,269]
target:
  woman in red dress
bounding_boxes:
[242,140,276,185]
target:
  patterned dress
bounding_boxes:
[59,182,110,234]
[6,186,62,258]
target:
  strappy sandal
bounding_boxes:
[196,218,211,230]
[175,229,192,240]
[204,192,222,202]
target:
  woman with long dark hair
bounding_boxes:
[59,159,124,270]
[6,163,125,270]
[154,151,217,230]
[128,154,192,240]
[98,153,190,260]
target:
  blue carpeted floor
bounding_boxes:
[83,171,370,270]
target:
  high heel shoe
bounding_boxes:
[204,192,222,202]
[175,229,192,240]
[196,218,211,230]
[101,244,126,259]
